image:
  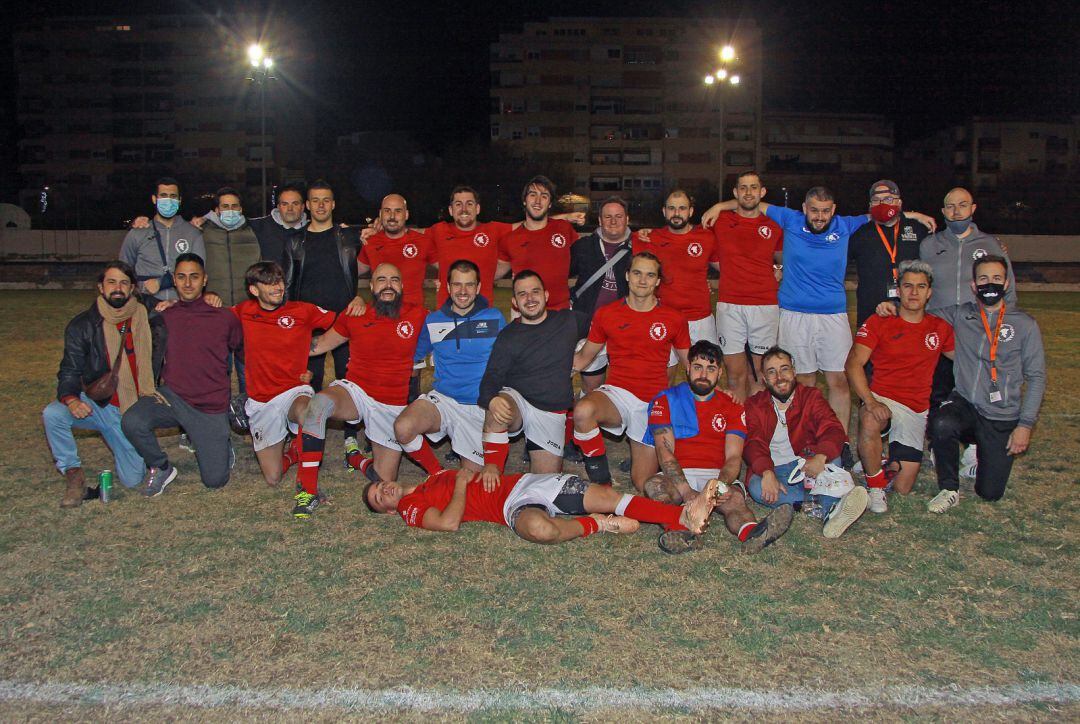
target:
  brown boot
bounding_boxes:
[61,467,87,508]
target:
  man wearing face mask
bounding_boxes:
[926,255,1044,512]
[120,177,205,302]
[43,261,166,507]
[201,187,261,307]
[848,180,930,326]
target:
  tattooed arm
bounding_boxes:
[651,425,691,492]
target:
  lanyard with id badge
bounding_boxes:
[875,223,900,300]
[980,303,1006,403]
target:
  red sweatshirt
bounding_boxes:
[742,384,847,476]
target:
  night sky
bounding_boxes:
[2,0,1078,155]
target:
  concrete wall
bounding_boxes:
[2,228,1079,263]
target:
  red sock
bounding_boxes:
[737,522,758,542]
[866,469,888,489]
[564,409,575,445]
[281,432,303,473]
[624,495,685,531]
[574,427,606,458]
[576,516,599,537]
[406,438,444,474]
[483,432,510,471]
[296,432,324,495]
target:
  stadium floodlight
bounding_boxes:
[720,45,735,62]
[248,43,264,67]
[716,68,728,81]
[704,75,715,85]
[730,74,741,85]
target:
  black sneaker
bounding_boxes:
[291,491,320,519]
[142,464,178,497]
[444,450,461,466]
[618,457,632,473]
[658,529,705,555]
[741,504,794,554]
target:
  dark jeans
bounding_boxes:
[928,391,1018,501]
[121,386,231,489]
[308,342,358,438]
[930,355,955,410]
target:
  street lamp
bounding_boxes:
[704,46,741,191]
[246,43,275,216]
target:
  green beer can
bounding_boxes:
[99,470,113,504]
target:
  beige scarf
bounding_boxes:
[96,296,155,412]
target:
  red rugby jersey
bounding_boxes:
[587,300,691,401]
[397,470,524,528]
[332,303,427,405]
[633,226,720,320]
[649,389,748,470]
[498,218,579,310]
[712,210,784,305]
[428,221,513,306]
[358,229,436,309]
[855,313,955,413]
[233,300,336,402]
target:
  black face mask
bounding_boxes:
[975,282,1006,306]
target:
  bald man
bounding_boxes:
[292,263,429,513]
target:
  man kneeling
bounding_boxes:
[364,469,717,551]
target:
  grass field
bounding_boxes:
[0,289,1077,720]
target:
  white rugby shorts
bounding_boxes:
[716,302,779,356]
[778,310,852,374]
[245,385,314,451]
[420,391,485,464]
[330,379,405,451]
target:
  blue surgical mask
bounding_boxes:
[220,210,245,229]
[946,217,972,235]
[156,197,180,218]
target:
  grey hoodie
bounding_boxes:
[952,301,1045,427]
[919,223,1017,324]
[119,217,205,301]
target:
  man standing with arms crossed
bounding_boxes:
[572,252,691,492]
[846,260,954,513]
[634,189,720,377]
[233,261,336,516]
[711,171,784,401]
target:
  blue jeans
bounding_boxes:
[42,393,145,488]
[747,458,841,518]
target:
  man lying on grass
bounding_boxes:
[364,468,717,553]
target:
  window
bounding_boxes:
[527,126,540,138]
[679,152,711,164]
[490,123,500,139]
[511,129,524,140]
[591,151,620,165]
[608,48,621,59]
[590,176,621,191]
[541,126,573,138]
[725,151,754,166]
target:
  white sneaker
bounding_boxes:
[823,487,869,539]
[960,445,978,479]
[928,489,960,513]
[867,487,888,514]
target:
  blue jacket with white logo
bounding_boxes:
[415,295,505,404]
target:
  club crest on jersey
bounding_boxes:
[972,248,987,260]
[551,233,567,248]
[826,232,840,243]
[277,315,295,329]
[473,232,490,247]
[711,413,727,432]
[999,324,1015,342]
[175,239,190,253]
[396,321,415,339]
[402,243,419,258]
[757,225,772,239]
[649,322,667,341]
[924,332,940,350]
[687,242,703,257]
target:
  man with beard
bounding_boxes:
[710,171,784,401]
[845,260,954,514]
[121,253,243,495]
[43,261,165,506]
[394,260,506,475]
[120,177,205,303]
[293,264,429,505]
[702,188,935,449]
[498,176,580,311]
[364,468,718,552]
[280,181,365,467]
[743,347,870,538]
[643,340,793,555]
[233,262,336,516]
[477,271,590,485]
[358,194,436,405]
[633,190,721,376]
[572,252,691,492]
[926,255,1044,513]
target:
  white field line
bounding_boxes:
[0,680,1077,713]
